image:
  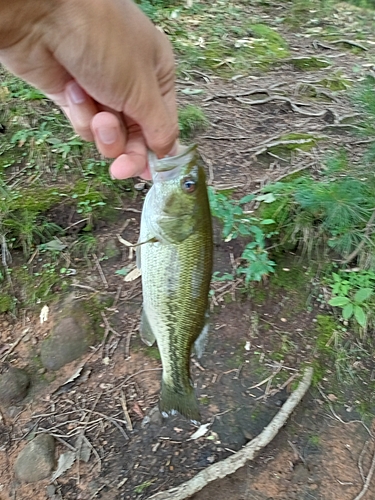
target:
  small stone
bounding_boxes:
[46,485,56,498]
[15,434,55,483]
[0,368,30,407]
[40,295,96,371]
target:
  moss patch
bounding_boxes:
[0,293,15,313]
[285,57,331,71]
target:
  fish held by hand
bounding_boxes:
[138,144,213,422]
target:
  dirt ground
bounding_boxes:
[2,2,375,499]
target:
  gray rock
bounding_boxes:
[0,368,30,406]
[40,296,96,371]
[15,434,55,483]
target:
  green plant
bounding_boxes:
[3,211,62,257]
[208,188,276,282]
[70,234,98,261]
[178,105,209,140]
[134,480,154,494]
[327,270,375,329]
[343,0,375,8]
[285,0,334,26]
[260,151,375,264]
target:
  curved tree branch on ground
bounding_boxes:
[147,366,314,500]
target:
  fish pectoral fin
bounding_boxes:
[140,309,156,346]
[194,312,210,359]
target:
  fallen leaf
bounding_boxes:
[40,305,49,324]
[124,268,142,282]
[51,451,76,481]
[188,423,211,440]
[327,393,338,402]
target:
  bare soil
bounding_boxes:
[2,2,375,500]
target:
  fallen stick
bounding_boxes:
[147,366,313,500]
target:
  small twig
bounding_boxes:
[249,163,315,195]
[53,436,77,452]
[120,390,133,431]
[329,39,368,51]
[64,218,88,231]
[115,207,142,214]
[248,367,282,390]
[288,440,306,465]
[27,248,39,265]
[70,283,100,293]
[313,40,338,51]
[147,367,313,500]
[233,94,328,117]
[352,442,375,500]
[110,368,162,393]
[203,88,272,102]
[317,385,373,437]
[100,311,120,358]
[88,485,106,499]
[358,439,371,484]
[1,328,30,361]
[83,409,128,441]
[201,136,250,140]
[92,253,108,288]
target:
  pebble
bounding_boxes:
[40,295,96,371]
[15,434,55,483]
[0,368,30,407]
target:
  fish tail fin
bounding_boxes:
[160,380,201,423]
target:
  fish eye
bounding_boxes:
[181,177,196,193]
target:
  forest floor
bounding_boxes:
[1,1,375,499]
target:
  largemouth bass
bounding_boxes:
[138,144,213,422]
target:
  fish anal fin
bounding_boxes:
[140,309,156,346]
[194,312,210,359]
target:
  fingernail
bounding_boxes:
[98,127,118,145]
[68,82,86,104]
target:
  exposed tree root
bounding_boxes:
[147,366,314,500]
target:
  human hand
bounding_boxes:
[0,0,178,180]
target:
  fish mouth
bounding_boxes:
[148,143,197,179]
